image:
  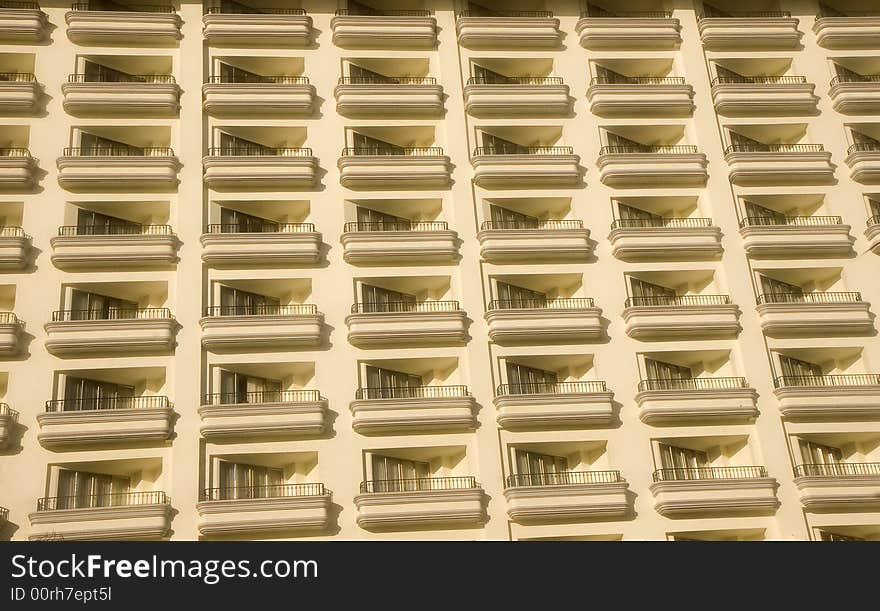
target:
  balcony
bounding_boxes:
[199,389,327,440]
[739,215,854,257]
[478,220,590,262]
[29,491,172,541]
[575,10,681,49]
[494,381,615,429]
[202,5,313,46]
[813,13,880,49]
[455,10,561,49]
[335,76,442,117]
[757,292,873,336]
[338,147,451,189]
[609,217,722,261]
[341,221,457,264]
[637,377,758,425]
[37,395,173,449]
[197,483,332,537]
[597,145,708,187]
[650,466,778,517]
[774,374,880,419]
[203,75,314,117]
[355,476,485,530]
[0,148,36,191]
[794,463,880,512]
[845,143,880,184]
[471,146,580,188]
[587,77,694,117]
[346,301,467,347]
[330,9,437,48]
[201,223,320,266]
[0,2,47,42]
[697,11,800,49]
[63,74,179,116]
[0,226,30,269]
[51,225,179,270]
[869,216,880,254]
[485,298,603,344]
[350,385,476,434]
[830,74,880,114]
[724,144,834,185]
[57,147,180,192]
[711,76,818,115]
[0,312,23,356]
[0,403,18,449]
[624,295,740,340]
[200,304,323,351]
[203,147,318,191]
[0,73,39,114]
[44,308,177,356]
[65,2,182,45]
[464,76,571,116]
[504,471,629,523]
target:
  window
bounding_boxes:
[604,132,651,152]
[364,365,422,398]
[76,208,141,236]
[495,281,547,308]
[850,129,880,150]
[355,206,411,230]
[645,358,692,385]
[472,64,516,84]
[79,132,142,156]
[779,355,823,380]
[819,531,866,542]
[743,200,787,225]
[359,284,416,313]
[870,198,880,219]
[594,64,636,84]
[63,377,135,411]
[348,64,398,83]
[218,462,284,499]
[370,455,430,491]
[218,370,281,404]
[798,440,842,466]
[630,278,676,304]
[727,130,765,150]
[505,362,558,392]
[219,207,277,233]
[218,285,280,315]
[659,443,709,479]
[351,132,404,154]
[70,289,138,321]
[759,274,803,300]
[480,132,529,154]
[514,449,568,485]
[56,469,130,509]
[218,62,272,84]
[617,202,664,225]
[489,204,540,228]
[218,132,272,155]
[82,60,144,83]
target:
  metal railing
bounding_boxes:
[0,226,26,238]
[205,2,305,15]
[847,142,880,154]
[581,7,672,18]
[206,147,312,157]
[58,224,172,236]
[653,466,768,481]
[204,304,318,317]
[0,73,36,82]
[487,297,595,310]
[340,146,443,156]
[739,215,842,228]
[757,291,861,305]
[830,74,880,86]
[496,381,607,395]
[355,385,469,400]
[68,73,175,84]
[343,221,448,232]
[45,395,170,412]
[869,215,879,227]
[794,463,880,477]
[205,222,315,234]
[51,307,171,321]
[711,75,806,85]
[506,470,623,487]
[63,146,174,157]
[0,148,32,157]
[625,294,731,307]
[611,217,713,229]
[774,374,880,388]
[724,143,824,154]
[338,76,436,85]
[0,403,19,421]
[351,300,460,314]
[208,74,309,85]
[473,145,573,156]
[591,76,685,86]
[334,8,431,17]
[70,2,175,12]
[481,219,583,230]
[0,1,42,9]
[457,9,553,18]
[0,507,7,521]
[638,377,749,391]
[202,389,321,405]
[599,145,699,155]
[467,76,563,85]
[201,483,327,501]
[37,491,168,511]
[0,312,21,325]
[360,476,477,493]
[699,10,791,19]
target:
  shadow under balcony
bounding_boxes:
[504,470,630,524]
[485,297,603,344]
[774,374,880,420]
[494,380,615,429]
[203,75,315,117]
[346,300,467,347]
[739,215,854,257]
[757,291,873,336]
[609,217,722,261]
[197,483,332,537]
[51,224,179,270]
[575,9,681,49]
[0,226,31,269]
[341,220,458,264]
[845,143,880,184]
[330,8,437,48]
[37,395,173,449]
[199,389,327,440]
[597,145,708,187]
[794,462,880,512]
[711,75,817,115]
[203,147,318,191]
[0,148,37,191]
[587,76,694,116]
[65,2,182,45]
[0,2,48,42]
[813,12,880,49]
[355,476,485,530]
[0,403,18,449]
[724,143,834,185]
[471,146,580,188]
[29,491,172,541]
[200,304,323,351]
[57,146,180,192]
[650,466,778,517]
[637,377,758,425]
[0,72,39,114]
[338,146,451,190]
[201,222,321,266]
[335,76,443,116]
[624,294,740,340]
[350,384,476,435]
[464,76,571,116]
[455,10,561,49]
[830,74,880,114]
[478,219,590,262]
[45,307,176,357]
[63,73,179,116]
[697,11,800,49]
[202,4,313,46]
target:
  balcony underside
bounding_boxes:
[609,226,723,260]
[830,82,880,114]
[587,84,695,116]
[44,319,176,356]
[355,488,485,531]
[56,156,180,192]
[350,395,476,434]
[203,156,319,190]
[757,302,874,336]
[637,388,759,425]
[845,151,880,184]
[813,17,880,49]
[62,82,180,116]
[711,83,818,116]
[725,151,835,185]
[505,482,630,524]
[202,83,316,116]
[623,304,741,340]
[456,17,562,48]
[740,224,854,257]
[0,157,37,191]
[335,84,444,116]
[795,476,880,512]
[29,504,172,541]
[464,84,572,116]
[199,400,327,440]
[199,314,323,351]
[478,228,591,262]
[774,385,880,420]
[65,11,183,45]
[0,412,14,449]
[50,234,180,270]
[0,235,30,269]
[0,9,48,42]
[494,391,615,429]
[37,407,174,448]
[650,478,779,518]
[200,232,321,266]
[330,15,438,48]
[0,81,40,114]
[471,154,581,188]
[598,153,708,187]
[197,495,332,537]
[346,310,468,347]
[485,308,604,344]
[341,230,458,264]
[698,17,801,49]
[202,14,313,46]
[338,156,452,189]
[575,17,682,49]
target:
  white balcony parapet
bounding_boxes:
[66,4,182,45]
[773,374,880,419]
[346,301,467,347]
[338,147,451,189]
[504,471,630,523]
[608,217,722,261]
[471,146,581,188]
[455,11,561,48]
[830,74,880,114]
[203,148,319,190]
[845,144,880,184]
[37,396,174,448]
[794,463,880,511]
[56,147,180,192]
[464,77,571,116]
[341,221,458,264]
[739,216,854,257]
[202,6,313,46]
[63,75,180,116]
[588,76,694,116]
[0,148,37,191]
[636,377,759,425]
[0,403,18,449]
[478,220,591,262]
[29,492,172,541]
[597,145,708,187]
[494,381,615,429]
[0,3,48,42]
[335,77,443,116]
[199,390,327,440]
[200,304,323,351]
[724,144,835,185]
[813,14,880,49]
[575,11,682,49]
[697,12,801,49]
[710,76,818,115]
[0,73,39,114]
[756,292,873,336]
[44,308,177,356]
[650,467,779,517]
[355,477,485,530]
[201,223,321,266]
[203,77,316,117]
[51,225,179,270]
[623,295,741,339]
[485,298,603,344]
[0,226,30,269]
[330,9,437,48]
[350,385,476,434]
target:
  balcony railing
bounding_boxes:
[774,374,880,388]
[343,221,448,232]
[638,377,749,391]
[338,76,436,85]
[341,146,443,156]
[206,147,312,157]
[473,145,573,156]
[739,215,842,228]
[581,6,672,18]
[625,295,731,307]
[334,8,431,17]
[830,74,880,86]
[757,291,861,305]
[847,142,880,154]
[45,395,170,412]
[208,75,309,85]
[506,470,623,487]
[0,312,21,325]
[794,463,880,477]
[611,217,713,229]
[37,491,168,511]
[724,143,824,154]
[487,297,595,310]
[0,507,7,521]
[496,381,608,395]
[204,304,318,317]
[0,1,42,9]
[51,307,172,321]
[467,76,564,86]
[68,73,175,84]
[699,9,791,19]
[652,466,768,482]
[205,2,305,15]
[711,75,807,86]
[817,7,880,18]
[202,389,321,405]
[360,476,477,493]
[0,403,19,420]
[70,2,175,12]
[869,215,879,227]
[205,222,315,234]
[591,76,685,86]
[63,146,174,157]
[355,385,469,400]
[599,145,699,155]
[58,224,173,236]
[0,226,27,238]
[0,148,33,158]
[457,9,553,18]
[481,219,583,230]
[351,300,460,314]
[0,73,36,83]
[201,483,327,501]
